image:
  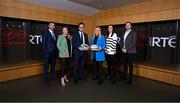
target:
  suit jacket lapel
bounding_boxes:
[78,32,81,41]
[126,30,132,40]
[48,30,55,41]
[125,30,132,42]
[121,30,132,47]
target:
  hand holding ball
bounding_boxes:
[90,45,101,51]
[78,44,89,51]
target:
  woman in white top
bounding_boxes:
[105,25,118,84]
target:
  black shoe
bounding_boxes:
[92,77,97,80]
[126,80,132,85]
[97,80,103,85]
[43,75,49,80]
[80,78,88,81]
[50,73,57,81]
[83,79,88,82]
[52,77,57,82]
[119,77,127,81]
[111,79,117,85]
[106,76,110,80]
[43,76,49,82]
[92,76,98,80]
[43,78,51,85]
[74,80,78,84]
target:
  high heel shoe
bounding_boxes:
[61,77,65,86]
[64,76,69,82]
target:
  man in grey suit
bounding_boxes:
[120,21,137,84]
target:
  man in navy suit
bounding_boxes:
[42,22,57,82]
[72,22,89,83]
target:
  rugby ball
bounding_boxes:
[90,45,101,51]
[79,44,89,50]
[81,44,89,49]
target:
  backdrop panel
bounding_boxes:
[100,20,179,71]
[0,17,78,66]
[149,20,177,66]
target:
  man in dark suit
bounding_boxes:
[72,22,89,83]
[42,22,57,82]
[120,21,137,84]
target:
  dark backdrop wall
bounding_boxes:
[101,20,180,71]
[0,17,180,71]
[178,21,180,66]
[0,17,78,65]
[0,18,2,64]
[149,20,177,66]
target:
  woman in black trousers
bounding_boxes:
[57,27,72,86]
[105,25,118,84]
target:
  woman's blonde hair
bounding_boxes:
[93,26,101,39]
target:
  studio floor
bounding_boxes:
[0,73,180,102]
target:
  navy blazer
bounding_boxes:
[42,30,57,54]
[72,32,89,55]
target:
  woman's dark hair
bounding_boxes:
[106,25,114,38]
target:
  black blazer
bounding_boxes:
[42,30,57,54]
[72,32,89,55]
[121,30,137,53]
